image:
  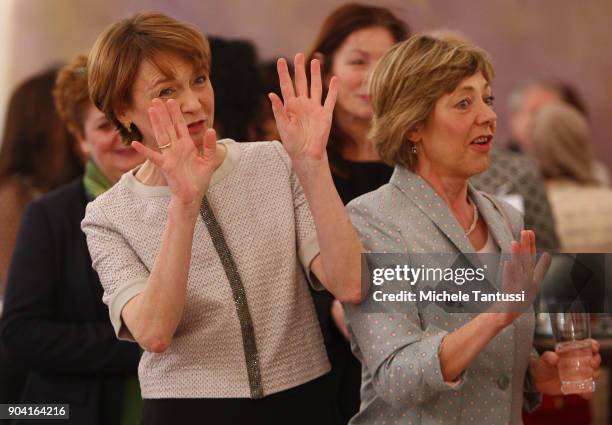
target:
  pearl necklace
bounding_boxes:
[465,197,479,236]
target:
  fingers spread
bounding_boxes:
[310,58,322,103]
[277,58,295,101]
[294,53,308,98]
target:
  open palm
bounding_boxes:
[269,53,338,163]
[131,98,217,206]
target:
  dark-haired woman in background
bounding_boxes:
[208,37,262,143]
[0,67,83,411]
[306,4,409,422]
[0,55,143,424]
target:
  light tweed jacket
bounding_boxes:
[344,166,541,425]
[82,140,330,399]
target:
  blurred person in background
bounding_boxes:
[305,4,409,423]
[529,102,612,252]
[521,102,608,425]
[0,67,83,412]
[208,37,262,143]
[507,79,609,186]
[0,54,143,424]
[251,60,284,141]
[0,68,83,296]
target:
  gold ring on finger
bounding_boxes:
[159,143,172,150]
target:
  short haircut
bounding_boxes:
[53,54,89,138]
[369,35,494,170]
[88,11,211,143]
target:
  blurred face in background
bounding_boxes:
[330,26,396,122]
[510,84,561,153]
[79,104,144,183]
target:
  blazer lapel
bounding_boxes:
[390,166,473,253]
[469,187,515,255]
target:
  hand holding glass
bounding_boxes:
[550,307,595,395]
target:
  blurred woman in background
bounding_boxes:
[0,55,143,424]
[0,68,83,294]
[305,4,409,422]
[0,67,83,410]
[529,102,612,252]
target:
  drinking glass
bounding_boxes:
[549,305,595,395]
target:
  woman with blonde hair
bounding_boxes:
[81,11,362,425]
[342,35,601,424]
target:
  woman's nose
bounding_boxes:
[478,102,497,126]
[179,88,201,113]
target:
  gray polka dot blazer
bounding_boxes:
[344,166,541,425]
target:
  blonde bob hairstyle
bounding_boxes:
[369,34,494,171]
[88,12,211,144]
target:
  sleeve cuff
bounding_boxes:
[424,328,466,392]
[298,232,323,291]
[108,277,147,341]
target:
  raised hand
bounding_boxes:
[131,98,217,208]
[491,230,551,327]
[269,53,338,164]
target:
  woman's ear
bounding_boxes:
[406,125,422,143]
[75,134,90,164]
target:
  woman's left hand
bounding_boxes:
[269,53,338,166]
[530,339,601,398]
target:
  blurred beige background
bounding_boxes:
[1,0,611,168]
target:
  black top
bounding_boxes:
[313,158,393,424]
[0,179,140,425]
[331,159,394,205]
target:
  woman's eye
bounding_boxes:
[159,88,173,97]
[194,75,208,84]
[484,95,495,106]
[97,122,113,131]
[349,59,366,65]
[456,99,471,109]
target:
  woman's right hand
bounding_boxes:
[131,98,218,210]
